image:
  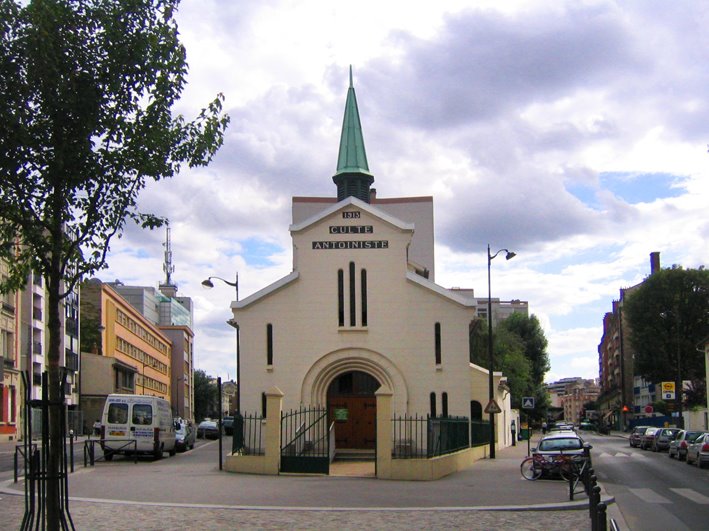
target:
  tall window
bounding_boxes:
[361,269,368,326]
[261,392,267,418]
[337,270,344,326]
[442,392,448,417]
[349,262,356,326]
[430,392,437,418]
[434,322,442,365]
[266,324,273,365]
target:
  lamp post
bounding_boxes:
[201,274,240,415]
[487,244,516,459]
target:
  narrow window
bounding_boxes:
[442,392,449,417]
[430,392,437,418]
[337,269,344,326]
[349,262,356,326]
[361,269,368,326]
[266,324,273,365]
[434,322,442,365]
[261,392,267,418]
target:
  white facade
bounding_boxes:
[235,197,478,422]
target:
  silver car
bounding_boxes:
[174,418,196,451]
[686,433,709,469]
[652,428,681,452]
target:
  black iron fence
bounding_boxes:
[470,419,491,447]
[235,412,264,455]
[392,414,470,459]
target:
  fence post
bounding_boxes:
[375,385,393,479]
[264,386,284,475]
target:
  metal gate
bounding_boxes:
[280,406,329,474]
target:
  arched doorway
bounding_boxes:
[327,371,379,449]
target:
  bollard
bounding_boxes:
[590,485,601,530]
[13,447,18,484]
[569,471,575,500]
[597,502,608,531]
[69,431,75,473]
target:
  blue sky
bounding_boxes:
[100,0,708,385]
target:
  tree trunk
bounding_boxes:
[46,265,63,531]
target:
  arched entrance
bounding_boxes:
[327,371,379,449]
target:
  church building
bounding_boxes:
[230,71,513,472]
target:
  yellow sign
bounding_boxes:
[662,382,675,392]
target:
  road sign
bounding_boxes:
[661,381,675,400]
[522,397,535,409]
[484,399,502,414]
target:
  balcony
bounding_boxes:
[64,351,79,372]
[1,301,14,314]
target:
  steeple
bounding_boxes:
[333,66,374,203]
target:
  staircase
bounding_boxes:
[333,449,375,462]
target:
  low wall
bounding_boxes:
[224,453,271,475]
[383,446,487,481]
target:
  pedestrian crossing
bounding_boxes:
[596,451,649,458]
[627,487,709,505]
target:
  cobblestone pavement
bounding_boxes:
[0,493,590,530]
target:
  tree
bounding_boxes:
[492,326,532,409]
[499,313,552,420]
[0,1,229,526]
[193,369,218,422]
[624,266,709,408]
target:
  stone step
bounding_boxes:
[334,449,375,461]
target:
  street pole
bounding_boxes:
[486,245,516,460]
[487,244,495,459]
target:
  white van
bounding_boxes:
[101,394,176,460]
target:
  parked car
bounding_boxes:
[652,428,681,452]
[639,427,660,450]
[174,418,196,451]
[669,430,704,461]
[222,416,234,436]
[532,432,592,476]
[629,426,651,448]
[197,420,220,439]
[685,432,709,468]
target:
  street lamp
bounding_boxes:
[487,244,516,459]
[201,274,240,414]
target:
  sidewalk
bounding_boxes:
[0,436,616,530]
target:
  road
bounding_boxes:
[581,432,709,531]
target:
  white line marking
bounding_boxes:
[670,488,709,504]
[628,488,671,504]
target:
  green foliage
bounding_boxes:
[193,369,218,422]
[0,0,230,296]
[469,313,552,417]
[624,267,709,388]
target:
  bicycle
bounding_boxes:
[520,452,579,481]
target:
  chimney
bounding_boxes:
[650,252,661,274]
[369,188,377,203]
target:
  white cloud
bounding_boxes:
[96,0,708,385]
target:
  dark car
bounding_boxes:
[629,426,650,448]
[197,420,220,439]
[222,416,234,436]
[652,428,681,452]
[669,430,704,461]
[174,418,196,451]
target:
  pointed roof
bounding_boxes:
[333,67,374,203]
[335,67,372,177]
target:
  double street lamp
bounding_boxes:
[201,274,240,414]
[487,244,516,459]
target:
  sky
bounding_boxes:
[97,0,708,385]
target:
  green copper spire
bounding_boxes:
[333,66,374,203]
